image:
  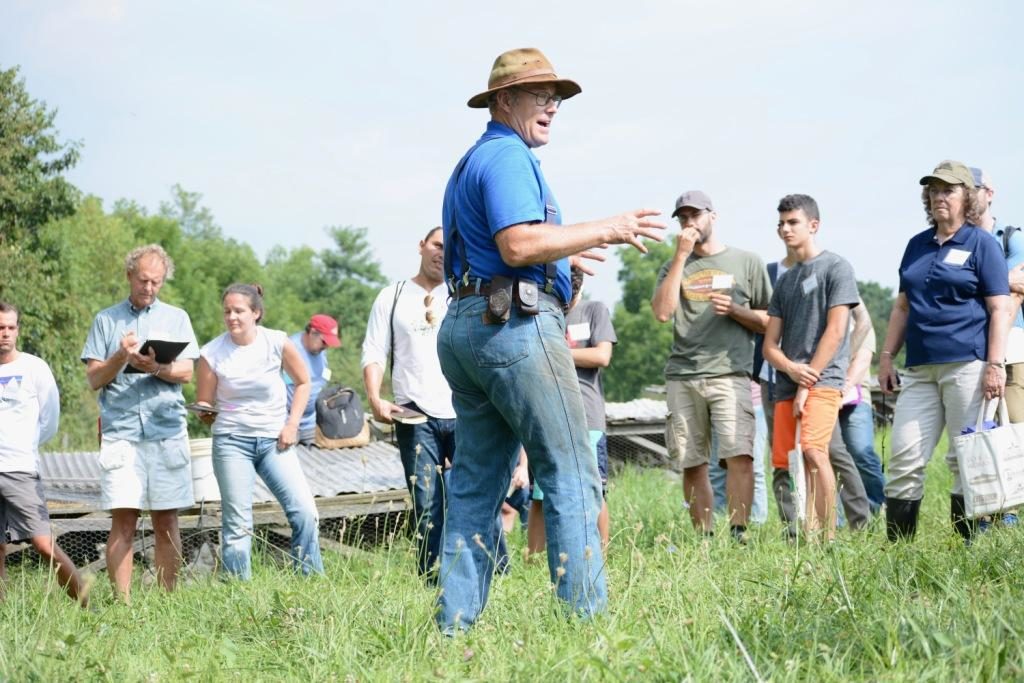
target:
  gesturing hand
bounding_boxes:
[608,209,667,254]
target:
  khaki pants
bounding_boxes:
[1005,363,1024,423]
[884,360,985,500]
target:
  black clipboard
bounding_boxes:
[125,339,190,374]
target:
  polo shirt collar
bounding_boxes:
[931,223,974,246]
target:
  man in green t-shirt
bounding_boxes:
[652,190,772,540]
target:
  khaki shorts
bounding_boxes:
[665,374,755,468]
[99,434,194,511]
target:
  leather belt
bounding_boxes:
[455,280,566,311]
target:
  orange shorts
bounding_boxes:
[771,387,842,469]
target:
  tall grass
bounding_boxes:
[4,432,1024,681]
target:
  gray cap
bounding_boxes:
[671,190,714,218]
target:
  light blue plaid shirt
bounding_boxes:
[81,298,199,441]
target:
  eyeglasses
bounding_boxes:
[517,88,563,109]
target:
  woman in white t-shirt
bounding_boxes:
[195,283,322,579]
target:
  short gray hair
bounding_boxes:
[125,244,175,281]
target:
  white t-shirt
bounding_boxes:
[201,327,289,438]
[361,280,455,419]
[0,352,60,473]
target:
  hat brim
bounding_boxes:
[919,171,972,187]
[320,332,341,348]
[670,205,711,218]
[467,76,582,109]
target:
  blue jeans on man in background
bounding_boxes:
[709,402,768,523]
[212,434,324,579]
[395,412,456,578]
[839,400,886,513]
[436,296,606,633]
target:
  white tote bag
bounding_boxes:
[788,421,806,522]
[954,398,1024,519]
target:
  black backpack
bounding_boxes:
[315,385,365,440]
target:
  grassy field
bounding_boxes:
[4,433,1024,681]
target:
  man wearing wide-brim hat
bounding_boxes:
[434,47,666,633]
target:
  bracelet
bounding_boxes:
[152,364,164,377]
[880,351,893,357]
[988,361,1006,369]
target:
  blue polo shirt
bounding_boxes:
[991,220,1024,329]
[441,121,571,303]
[284,331,329,433]
[81,298,199,440]
[899,224,1009,366]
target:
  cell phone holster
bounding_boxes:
[517,280,539,315]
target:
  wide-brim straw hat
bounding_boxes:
[467,47,582,109]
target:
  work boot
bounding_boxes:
[950,494,976,545]
[885,497,922,542]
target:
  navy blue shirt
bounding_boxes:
[442,121,570,303]
[899,224,1009,366]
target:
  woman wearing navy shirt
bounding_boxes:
[879,160,1011,542]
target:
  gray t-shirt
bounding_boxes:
[766,251,860,401]
[565,300,617,431]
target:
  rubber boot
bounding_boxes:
[950,494,976,545]
[885,497,922,541]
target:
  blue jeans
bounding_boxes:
[710,401,768,523]
[839,400,886,512]
[395,412,455,577]
[436,296,607,632]
[212,434,324,579]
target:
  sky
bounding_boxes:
[2,1,1022,308]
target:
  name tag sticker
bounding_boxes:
[801,274,818,295]
[323,367,332,382]
[567,322,591,342]
[711,274,734,290]
[943,249,971,266]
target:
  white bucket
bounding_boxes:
[189,438,221,502]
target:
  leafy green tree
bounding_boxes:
[0,65,80,242]
[857,280,897,368]
[604,242,676,401]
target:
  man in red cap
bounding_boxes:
[286,314,341,444]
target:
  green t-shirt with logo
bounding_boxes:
[655,247,772,380]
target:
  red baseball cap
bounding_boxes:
[308,314,341,347]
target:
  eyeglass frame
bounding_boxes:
[515,87,564,109]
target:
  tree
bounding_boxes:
[857,280,898,369]
[0,65,80,242]
[604,242,676,401]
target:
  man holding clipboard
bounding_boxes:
[81,245,199,601]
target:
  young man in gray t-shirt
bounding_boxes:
[763,194,860,540]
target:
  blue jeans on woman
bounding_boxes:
[212,434,324,579]
[436,295,607,633]
[839,400,886,513]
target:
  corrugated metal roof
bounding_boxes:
[605,399,669,424]
[39,439,406,507]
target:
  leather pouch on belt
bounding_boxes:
[517,280,539,315]
[483,275,513,324]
